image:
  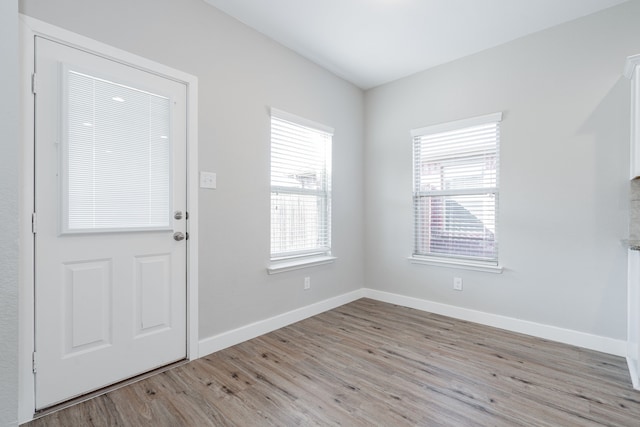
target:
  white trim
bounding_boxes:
[408,256,503,274]
[628,58,640,179]
[198,289,364,357]
[362,289,626,357]
[20,16,196,85]
[196,287,625,366]
[270,107,335,135]
[625,54,640,390]
[18,14,36,424]
[627,356,640,390]
[18,15,199,423]
[411,112,502,137]
[624,54,640,80]
[186,59,200,363]
[267,255,337,274]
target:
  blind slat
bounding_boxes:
[412,117,500,263]
[270,113,332,259]
[65,69,171,232]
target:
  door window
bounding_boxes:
[62,67,172,233]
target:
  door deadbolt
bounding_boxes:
[174,211,183,220]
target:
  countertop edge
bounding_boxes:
[623,239,640,251]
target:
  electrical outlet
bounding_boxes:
[453,277,463,291]
[304,276,311,290]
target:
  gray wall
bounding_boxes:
[10,0,640,420]
[1,0,20,425]
[364,0,640,340]
[19,0,365,339]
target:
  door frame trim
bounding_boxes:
[18,15,199,423]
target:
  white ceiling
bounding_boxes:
[203,0,628,89]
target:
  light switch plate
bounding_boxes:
[200,171,217,189]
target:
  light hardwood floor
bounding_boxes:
[26,298,640,426]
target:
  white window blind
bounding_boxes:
[412,113,501,264]
[63,68,172,233]
[270,109,333,260]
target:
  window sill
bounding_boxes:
[408,255,503,274]
[267,255,337,275]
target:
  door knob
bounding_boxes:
[173,232,185,241]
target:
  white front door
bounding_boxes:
[34,36,188,409]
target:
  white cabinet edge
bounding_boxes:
[624,54,640,79]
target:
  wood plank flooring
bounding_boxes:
[26,298,640,426]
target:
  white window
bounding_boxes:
[270,109,333,264]
[411,113,501,267]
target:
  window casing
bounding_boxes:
[270,109,333,262]
[412,113,501,266]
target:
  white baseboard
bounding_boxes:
[363,289,627,357]
[198,289,365,357]
[198,287,626,360]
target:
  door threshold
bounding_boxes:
[32,359,188,420]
